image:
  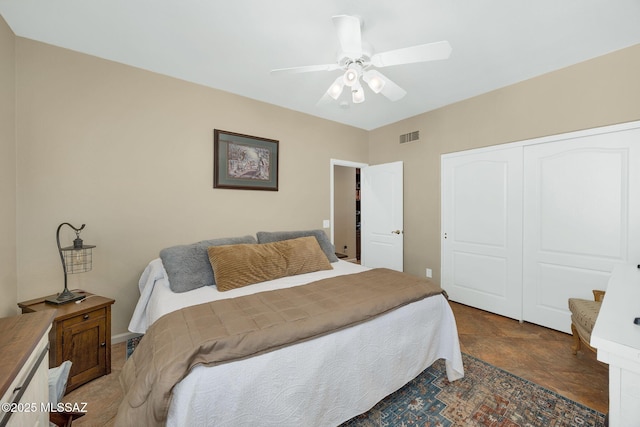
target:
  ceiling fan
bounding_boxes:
[271,15,452,105]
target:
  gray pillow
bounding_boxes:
[256,230,339,263]
[160,235,257,293]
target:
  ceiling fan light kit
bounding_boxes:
[343,63,360,86]
[327,76,345,100]
[351,82,365,104]
[363,70,385,93]
[272,14,451,106]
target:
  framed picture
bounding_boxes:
[213,129,279,191]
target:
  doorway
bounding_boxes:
[333,166,360,261]
[330,159,368,262]
[330,159,404,271]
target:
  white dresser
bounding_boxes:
[591,263,640,427]
[0,311,55,427]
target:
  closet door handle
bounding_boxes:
[391,230,403,234]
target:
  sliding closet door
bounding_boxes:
[441,147,523,321]
[523,130,640,333]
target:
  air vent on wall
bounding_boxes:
[399,131,420,144]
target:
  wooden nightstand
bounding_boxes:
[18,291,115,393]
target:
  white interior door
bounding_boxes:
[441,147,523,321]
[523,132,640,333]
[361,161,403,271]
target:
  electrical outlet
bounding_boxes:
[426,268,433,278]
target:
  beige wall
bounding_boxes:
[14,38,368,337]
[368,44,640,283]
[0,16,16,317]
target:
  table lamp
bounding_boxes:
[45,222,95,304]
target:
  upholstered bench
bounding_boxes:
[568,290,605,355]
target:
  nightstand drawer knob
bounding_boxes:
[83,314,90,320]
[101,342,106,347]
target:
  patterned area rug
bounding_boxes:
[341,353,606,427]
[126,335,142,359]
[126,337,605,426]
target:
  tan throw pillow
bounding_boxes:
[207,236,333,291]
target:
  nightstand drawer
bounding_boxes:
[60,307,106,329]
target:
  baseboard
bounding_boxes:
[112,331,142,344]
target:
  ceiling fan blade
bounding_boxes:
[271,63,340,75]
[332,15,362,58]
[371,40,452,68]
[373,71,407,101]
[316,92,335,107]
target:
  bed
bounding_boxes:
[118,231,464,426]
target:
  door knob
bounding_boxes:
[391,230,403,234]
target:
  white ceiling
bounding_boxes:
[1,0,640,130]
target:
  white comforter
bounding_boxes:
[128,259,464,426]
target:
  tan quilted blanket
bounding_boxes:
[116,268,445,426]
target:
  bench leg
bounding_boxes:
[571,323,581,355]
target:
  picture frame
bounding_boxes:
[213,129,279,191]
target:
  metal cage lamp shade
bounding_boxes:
[45,222,96,305]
